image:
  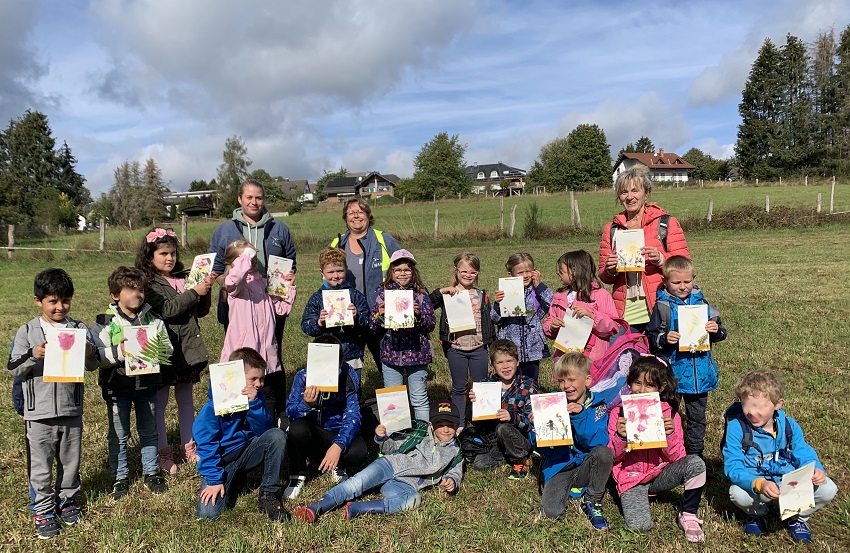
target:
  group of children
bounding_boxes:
[8,227,837,544]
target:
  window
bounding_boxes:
[490,170,499,179]
[477,172,485,180]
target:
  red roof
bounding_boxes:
[612,151,695,172]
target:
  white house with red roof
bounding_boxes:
[612,150,695,183]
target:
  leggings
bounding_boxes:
[156,383,195,448]
[445,346,490,425]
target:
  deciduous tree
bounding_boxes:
[216,135,251,215]
[410,132,471,200]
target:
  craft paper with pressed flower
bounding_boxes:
[210,360,249,416]
[384,289,414,329]
[322,289,354,326]
[376,386,412,433]
[553,311,594,353]
[306,342,340,392]
[124,325,169,376]
[779,462,816,520]
[498,276,525,317]
[185,253,216,290]
[43,327,87,383]
[266,255,294,298]
[613,229,645,272]
[531,392,573,446]
[622,392,667,450]
[471,382,502,421]
[677,305,710,352]
[442,291,476,332]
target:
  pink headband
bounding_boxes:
[146,228,177,243]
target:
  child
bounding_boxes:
[283,335,367,499]
[723,369,837,543]
[91,266,174,499]
[538,353,613,531]
[646,255,727,458]
[294,401,463,522]
[430,252,496,427]
[301,247,370,381]
[466,339,538,479]
[219,239,295,422]
[608,356,707,542]
[194,347,289,521]
[8,268,99,539]
[491,252,554,382]
[370,249,436,422]
[136,227,216,473]
[543,250,620,362]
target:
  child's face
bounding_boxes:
[511,261,534,287]
[431,420,458,443]
[391,262,413,287]
[152,243,177,276]
[630,372,664,395]
[322,263,347,287]
[491,352,519,383]
[557,262,572,287]
[36,295,72,324]
[113,286,145,315]
[557,371,591,402]
[244,367,265,389]
[455,261,478,288]
[740,393,782,431]
[664,269,695,300]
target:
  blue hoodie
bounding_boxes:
[193,387,274,486]
[301,280,370,362]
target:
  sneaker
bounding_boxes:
[743,515,767,536]
[112,478,130,500]
[784,517,812,543]
[508,459,532,480]
[283,476,306,499]
[158,447,178,475]
[33,513,61,539]
[58,499,83,525]
[293,506,316,523]
[144,473,168,494]
[181,439,199,464]
[582,500,610,531]
[677,512,705,543]
[569,486,587,499]
[258,491,289,522]
[332,467,349,483]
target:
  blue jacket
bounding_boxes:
[330,228,400,307]
[723,408,823,492]
[491,282,554,363]
[209,209,297,278]
[646,286,727,394]
[193,387,274,486]
[535,391,610,483]
[285,363,361,452]
[301,281,370,362]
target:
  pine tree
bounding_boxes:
[835,23,850,166]
[811,29,838,173]
[736,38,782,179]
[109,160,143,228]
[774,33,813,173]
[141,158,168,224]
[56,141,90,206]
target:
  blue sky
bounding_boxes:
[1,0,848,196]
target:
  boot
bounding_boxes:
[344,499,385,520]
[181,439,199,464]
[158,446,177,475]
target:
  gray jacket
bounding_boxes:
[378,427,464,491]
[8,316,98,421]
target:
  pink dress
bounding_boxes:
[219,254,294,374]
[542,284,620,362]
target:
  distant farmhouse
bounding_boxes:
[612,150,695,183]
[466,162,527,196]
[274,179,316,203]
[163,189,217,217]
[323,171,399,200]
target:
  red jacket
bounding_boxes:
[598,204,689,316]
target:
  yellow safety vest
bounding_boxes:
[331,229,390,273]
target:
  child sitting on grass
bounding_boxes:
[294,401,463,522]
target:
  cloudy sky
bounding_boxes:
[2,0,848,196]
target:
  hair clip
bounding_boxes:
[639,353,671,368]
[146,228,177,243]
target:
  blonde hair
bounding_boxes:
[554,352,591,378]
[614,165,653,199]
[451,252,480,287]
[662,255,695,279]
[735,369,783,404]
[224,239,254,266]
[505,252,534,274]
[319,247,347,271]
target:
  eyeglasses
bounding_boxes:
[457,270,478,277]
[346,211,367,217]
[393,268,412,274]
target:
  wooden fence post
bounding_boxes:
[570,191,575,226]
[500,196,505,234]
[805,175,808,186]
[433,209,439,240]
[779,176,782,185]
[831,176,835,214]
[509,205,517,237]
[817,193,822,214]
[756,178,759,186]
[574,200,581,227]
[99,218,106,251]
[7,224,14,260]
[181,214,188,248]
[765,195,770,213]
[707,199,714,222]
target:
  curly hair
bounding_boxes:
[135,228,183,280]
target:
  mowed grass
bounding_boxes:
[0,223,849,552]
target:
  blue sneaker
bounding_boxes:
[33,513,61,539]
[743,515,767,536]
[582,500,610,531]
[569,486,586,499]
[784,517,812,543]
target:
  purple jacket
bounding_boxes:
[370,281,436,367]
[491,282,554,363]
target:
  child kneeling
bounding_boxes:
[295,401,463,522]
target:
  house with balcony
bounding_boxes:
[323,171,398,200]
[465,162,527,196]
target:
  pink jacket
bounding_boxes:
[607,400,685,495]
[219,254,294,373]
[542,285,620,362]
[598,204,689,316]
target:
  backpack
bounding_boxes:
[721,402,793,462]
[388,419,464,472]
[589,319,650,410]
[459,425,494,463]
[609,213,671,250]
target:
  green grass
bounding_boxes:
[0,217,848,551]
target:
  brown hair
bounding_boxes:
[135,228,183,280]
[627,356,680,412]
[556,250,602,302]
[554,352,591,378]
[614,165,653,200]
[383,257,427,293]
[108,266,149,296]
[228,347,268,372]
[488,339,518,365]
[224,239,255,267]
[319,247,347,271]
[505,252,535,274]
[662,255,695,279]
[451,252,480,287]
[735,369,783,404]
[239,179,265,198]
[342,198,375,228]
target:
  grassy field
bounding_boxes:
[0,200,849,551]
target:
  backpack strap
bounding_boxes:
[658,214,670,251]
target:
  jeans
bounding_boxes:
[323,457,420,514]
[729,477,838,522]
[381,363,429,422]
[446,346,489,425]
[106,387,159,480]
[540,446,614,519]
[196,428,287,520]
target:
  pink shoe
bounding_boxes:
[181,440,199,464]
[677,512,705,543]
[158,447,178,475]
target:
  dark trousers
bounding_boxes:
[471,423,532,468]
[518,360,540,382]
[541,446,614,519]
[263,371,288,426]
[287,419,368,476]
[365,332,382,372]
[682,393,708,455]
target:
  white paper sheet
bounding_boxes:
[779,462,816,520]
[678,305,710,352]
[123,325,162,376]
[443,291,476,333]
[376,386,413,433]
[531,392,573,446]
[622,392,667,450]
[43,326,87,383]
[499,276,526,317]
[209,360,249,416]
[472,381,502,421]
[384,289,415,329]
[553,312,594,353]
[306,342,340,392]
[613,229,645,272]
[185,253,216,290]
[266,255,294,298]
[322,289,354,327]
